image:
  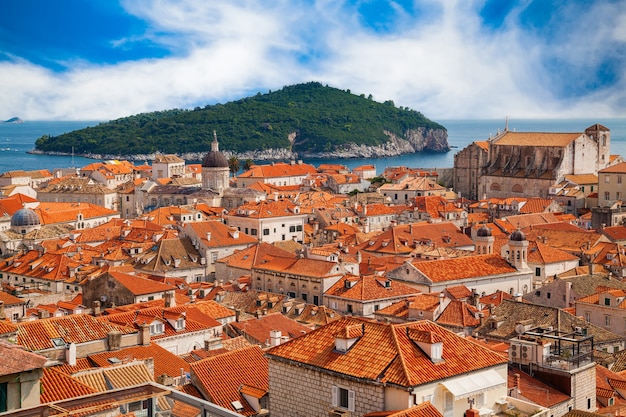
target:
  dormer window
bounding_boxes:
[175,318,185,330]
[150,322,164,335]
[334,324,363,353]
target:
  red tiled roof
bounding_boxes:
[0,340,47,376]
[17,314,137,351]
[267,317,507,388]
[325,275,420,301]
[41,367,98,403]
[88,343,190,377]
[230,312,311,345]
[191,346,268,416]
[413,254,517,283]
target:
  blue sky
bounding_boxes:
[0,0,624,120]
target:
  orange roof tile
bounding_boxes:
[267,317,507,388]
[495,131,580,147]
[41,367,98,403]
[325,275,420,301]
[413,254,517,283]
[190,346,268,416]
[88,343,190,378]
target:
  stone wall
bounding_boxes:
[268,359,385,416]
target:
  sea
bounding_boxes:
[1,118,626,175]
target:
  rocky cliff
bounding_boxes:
[298,127,448,158]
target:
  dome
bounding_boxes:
[201,151,229,168]
[476,225,492,237]
[201,133,229,168]
[509,229,526,241]
[11,208,41,228]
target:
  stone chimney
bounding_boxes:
[164,291,175,308]
[107,330,122,351]
[92,300,101,316]
[140,323,151,346]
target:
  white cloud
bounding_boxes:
[0,0,623,120]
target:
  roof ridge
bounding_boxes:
[390,323,413,386]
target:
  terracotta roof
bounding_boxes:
[41,367,98,403]
[229,312,311,345]
[412,254,517,283]
[267,317,507,388]
[508,367,569,407]
[599,162,626,173]
[364,402,443,417]
[527,240,580,264]
[17,314,137,351]
[495,131,580,147]
[325,274,420,301]
[237,162,317,179]
[0,290,26,306]
[104,271,176,296]
[73,361,153,392]
[88,343,190,377]
[184,221,257,248]
[0,340,47,376]
[190,345,268,416]
[436,300,481,328]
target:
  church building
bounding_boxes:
[454,123,610,200]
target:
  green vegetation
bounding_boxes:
[34,82,445,156]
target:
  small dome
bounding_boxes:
[202,134,229,168]
[11,208,41,228]
[477,225,492,237]
[201,151,229,168]
[509,229,526,241]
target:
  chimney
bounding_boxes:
[107,330,122,351]
[164,291,175,308]
[140,323,151,346]
[92,300,101,316]
[66,343,77,366]
[270,330,282,347]
[206,232,211,241]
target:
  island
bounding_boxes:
[33,82,449,161]
[2,117,23,124]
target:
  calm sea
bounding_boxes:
[1,118,626,175]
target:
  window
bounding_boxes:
[605,191,610,201]
[211,252,218,264]
[289,225,296,232]
[332,386,355,412]
[263,228,270,236]
[0,382,6,413]
[618,176,622,184]
[150,322,164,335]
[618,192,623,200]
[605,175,610,183]
[535,267,541,277]
[585,312,591,322]
[605,315,611,327]
[605,297,611,306]
[547,292,551,299]
[347,304,353,313]
[251,229,257,236]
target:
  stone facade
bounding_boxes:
[453,141,489,200]
[268,360,385,417]
[455,124,610,200]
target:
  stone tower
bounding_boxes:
[475,225,494,255]
[201,131,230,196]
[508,228,529,271]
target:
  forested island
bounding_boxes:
[33,82,449,160]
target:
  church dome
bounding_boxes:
[11,208,41,228]
[202,132,229,168]
[509,229,526,241]
[476,225,492,237]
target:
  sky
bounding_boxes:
[0,0,625,121]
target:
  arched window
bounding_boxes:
[512,184,523,193]
[490,183,501,191]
